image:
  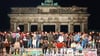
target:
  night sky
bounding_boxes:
[0,0,100,31]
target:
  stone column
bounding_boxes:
[56,23,60,32]
[28,23,30,32]
[38,23,41,31]
[41,23,43,31]
[81,23,84,32]
[10,23,14,32]
[68,17,74,33]
[68,23,74,33]
[84,17,88,32]
[14,23,17,32]
[24,23,28,32]
[55,24,57,32]
[84,23,88,32]
[16,23,19,32]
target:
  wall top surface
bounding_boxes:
[9,5,88,14]
[9,0,89,14]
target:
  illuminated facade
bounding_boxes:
[8,0,90,32]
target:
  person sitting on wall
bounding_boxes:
[71,41,77,51]
[56,41,64,53]
[76,42,83,53]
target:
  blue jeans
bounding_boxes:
[36,40,40,48]
[72,47,76,51]
[27,40,32,48]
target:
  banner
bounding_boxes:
[83,49,97,56]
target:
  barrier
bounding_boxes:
[21,48,97,56]
[23,48,42,56]
[83,49,97,56]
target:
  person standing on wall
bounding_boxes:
[42,40,48,54]
[4,39,10,55]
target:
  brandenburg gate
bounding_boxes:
[8,0,90,32]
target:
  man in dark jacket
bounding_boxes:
[42,40,48,54]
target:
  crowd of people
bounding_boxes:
[0,31,100,55]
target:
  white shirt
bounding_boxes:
[58,36,64,42]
